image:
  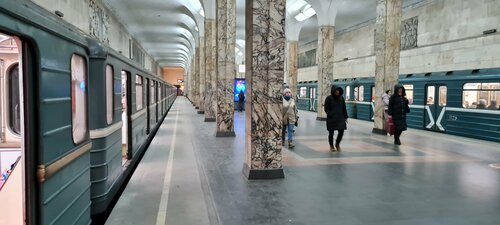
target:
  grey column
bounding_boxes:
[198,37,206,114]
[287,41,298,99]
[216,0,236,137]
[243,0,285,179]
[316,26,334,120]
[204,19,217,122]
[373,0,403,134]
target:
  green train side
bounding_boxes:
[297,70,500,142]
[0,1,176,224]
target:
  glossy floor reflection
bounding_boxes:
[106,97,500,225]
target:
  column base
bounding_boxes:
[195,106,199,109]
[204,118,216,122]
[215,131,235,137]
[197,110,205,114]
[316,117,327,121]
[243,163,284,180]
[372,128,387,135]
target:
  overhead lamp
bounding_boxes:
[199,8,205,18]
[195,26,199,32]
[294,4,316,22]
[235,47,240,52]
[237,51,243,56]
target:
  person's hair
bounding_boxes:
[385,90,391,94]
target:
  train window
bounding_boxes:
[299,87,307,98]
[150,81,155,104]
[403,85,414,105]
[136,75,143,110]
[106,65,113,125]
[439,86,447,106]
[345,86,351,100]
[8,64,21,135]
[426,86,435,105]
[158,83,161,102]
[463,83,500,109]
[358,86,364,101]
[309,87,316,99]
[71,54,88,144]
[353,87,359,101]
[371,86,375,102]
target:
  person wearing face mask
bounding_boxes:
[388,84,410,145]
[282,88,298,148]
[324,85,348,152]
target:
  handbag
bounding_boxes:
[385,117,395,135]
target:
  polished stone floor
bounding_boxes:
[106,97,500,225]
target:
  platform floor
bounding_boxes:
[105,97,500,225]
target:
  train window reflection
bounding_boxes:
[106,65,113,125]
[358,86,364,101]
[8,64,20,134]
[439,86,447,106]
[346,86,351,100]
[71,54,88,144]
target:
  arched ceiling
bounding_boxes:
[104,0,204,69]
[102,0,426,69]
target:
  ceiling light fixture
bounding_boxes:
[195,26,199,32]
[294,4,316,22]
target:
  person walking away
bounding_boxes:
[324,85,348,152]
[237,91,245,112]
[282,88,298,148]
[388,84,410,145]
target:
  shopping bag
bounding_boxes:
[385,117,395,135]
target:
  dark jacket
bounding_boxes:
[324,85,348,131]
[388,84,410,131]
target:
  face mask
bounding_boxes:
[284,96,291,101]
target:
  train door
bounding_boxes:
[0,32,36,224]
[121,71,131,164]
[309,87,316,111]
[424,84,447,132]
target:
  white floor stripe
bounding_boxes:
[156,105,179,225]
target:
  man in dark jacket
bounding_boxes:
[388,84,410,145]
[324,85,348,152]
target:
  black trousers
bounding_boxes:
[394,130,403,141]
[328,130,344,146]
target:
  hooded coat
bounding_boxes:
[388,84,411,131]
[324,85,348,131]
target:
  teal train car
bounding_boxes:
[0,1,176,224]
[293,70,500,142]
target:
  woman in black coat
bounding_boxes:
[324,85,348,152]
[388,84,410,145]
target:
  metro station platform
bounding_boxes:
[105,97,500,225]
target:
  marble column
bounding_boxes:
[198,37,206,114]
[316,26,334,120]
[204,19,217,122]
[216,0,236,137]
[243,0,285,179]
[373,0,403,134]
[194,47,200,109]
[286,41,298,99]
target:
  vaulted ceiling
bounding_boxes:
[103,0,426,69]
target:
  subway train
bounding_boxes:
[296,69,500,142]
[0,1,176,225]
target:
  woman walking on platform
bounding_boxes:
[388,84,410,145]
[282,88,298,148]
[324,85,348,152]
